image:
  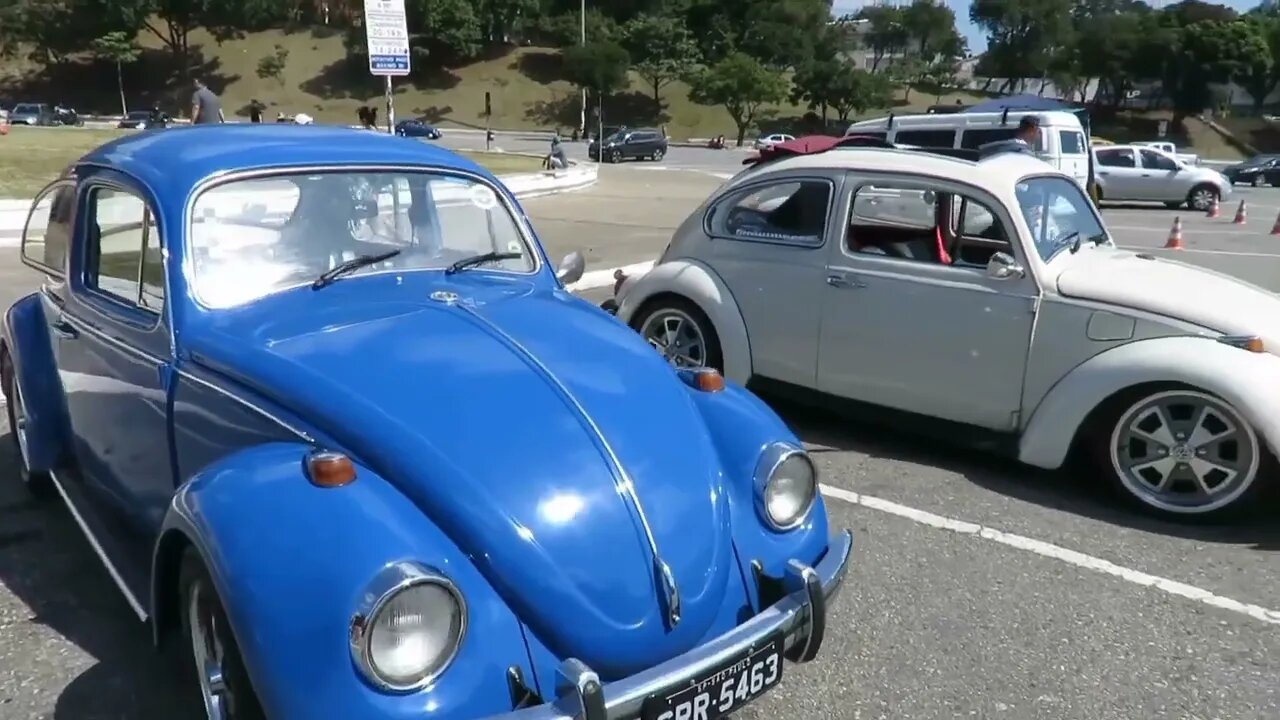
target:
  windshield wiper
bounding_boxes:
[1064,231,1108,255]
[311,249,401,289]
[445,251,522,275]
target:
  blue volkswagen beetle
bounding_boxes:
[1,124,852,719]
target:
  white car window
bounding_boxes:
[715,180,831,246]
[1015,176,1110,262]
[851,185,935,229]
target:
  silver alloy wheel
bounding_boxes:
[1109,389,1260,514]
[653,148,665,161]
[188,579,229,720]
[1252,175,1265,187]
[1189,187,1217,211]
[639,308,708,369]
[10,378,32,483]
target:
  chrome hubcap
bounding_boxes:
[640,310,707,369]
[1192,190,1214,209]
[1110,390,1260,514]
[188,580,229,720]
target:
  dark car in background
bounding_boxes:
[117,110,155,129]
[1222,154,1280,187]
[588,127,668,162]
[394,118,442,139]
[9,102,54,126]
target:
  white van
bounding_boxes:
[845,110,1090,187]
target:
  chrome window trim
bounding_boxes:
[349,561,467,693]
[702,175,837,249]
[181,164,544,311]
[752,442,816,531]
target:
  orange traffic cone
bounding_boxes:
[1164,217,1185,249]
[1207,196,1220,218]
[1233,200,1247,225]
[1270,210,1280,235]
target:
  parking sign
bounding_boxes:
[364,0,410,76]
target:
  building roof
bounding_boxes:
[77,123,490,196]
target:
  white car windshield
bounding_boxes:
[1014,175,1109,262]
[187,170,534,308]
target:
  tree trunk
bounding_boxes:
[735,121,747,147]
[117,61,128,116]
[652,79,661,116]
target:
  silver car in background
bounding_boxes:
[1094,144,1231,211]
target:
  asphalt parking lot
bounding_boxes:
[1,163,1279,719]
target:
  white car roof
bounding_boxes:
[847,109,1084,133]
[729,147,1061,199]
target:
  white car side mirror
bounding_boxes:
[556,250,585,285]
[986,251,1024,280]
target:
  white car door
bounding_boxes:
[816,175,1037,431]
[706,173,842,388]
[1095,147,1147,200]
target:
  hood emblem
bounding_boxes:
[430,290,459,304]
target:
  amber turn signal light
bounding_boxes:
[678,367,725,392]
[306,450,357,487]
[1218,335,1265,353]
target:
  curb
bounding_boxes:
[0,165,597,247]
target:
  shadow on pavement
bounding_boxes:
[0,428,192,719]
[773,399,1280,552]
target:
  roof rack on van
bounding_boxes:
[743,134,980,166]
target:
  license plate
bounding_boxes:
[641,635,784,720]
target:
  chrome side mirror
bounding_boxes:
[986,251,1024,280]
[556,250,585,285]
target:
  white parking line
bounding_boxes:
[819,483,1280,626]
[1117,244,1280,258]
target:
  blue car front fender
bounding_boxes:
[154,442,536,719]
[683,382,830,606]
[2,292,70,471]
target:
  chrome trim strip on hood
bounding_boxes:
[453,301,682,630]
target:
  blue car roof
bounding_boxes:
[77,123,489,195]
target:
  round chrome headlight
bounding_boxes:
[350,562,466,692]
[753,443,817,530]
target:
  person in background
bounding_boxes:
[249,99,263,123]
[978,114,1041,159]
[147,104,168,129]
[191,78,225,124]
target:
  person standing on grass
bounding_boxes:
[191,78,225,125]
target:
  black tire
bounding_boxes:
[1085,383,1274,522]
[1,349,54,499]
[631,296,724,372]
[176,549,267,720]
[1186,184,1219,212]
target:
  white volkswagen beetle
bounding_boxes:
[607,144,1280,520]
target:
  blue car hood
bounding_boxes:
[189,282,738,676]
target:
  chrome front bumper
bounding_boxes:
[485,529,854,720]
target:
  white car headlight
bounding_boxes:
[350,562,466,692]
[753,443,817,530]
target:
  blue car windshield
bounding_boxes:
[1014,175,1111,262]
[186,170,535,308]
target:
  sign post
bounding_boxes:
[363,0,410,134]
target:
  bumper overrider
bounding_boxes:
[484,529,854,720]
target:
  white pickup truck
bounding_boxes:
[1134,140,1200,165]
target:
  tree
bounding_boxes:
[900,0,962,58]
[90,31,141,116]
[562,39,632,112]
[922,57,960,102]
[687,51,788,146]
[1238,14,1280,110]
[622,13,700,115]
[970,0,1075,90]
[858,5,909,72]
[255,43,289,85]
[829,68,893,122]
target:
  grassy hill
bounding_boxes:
[0,26,993,140]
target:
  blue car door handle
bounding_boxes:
[827,273,867,289]
[51,316,78,339]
